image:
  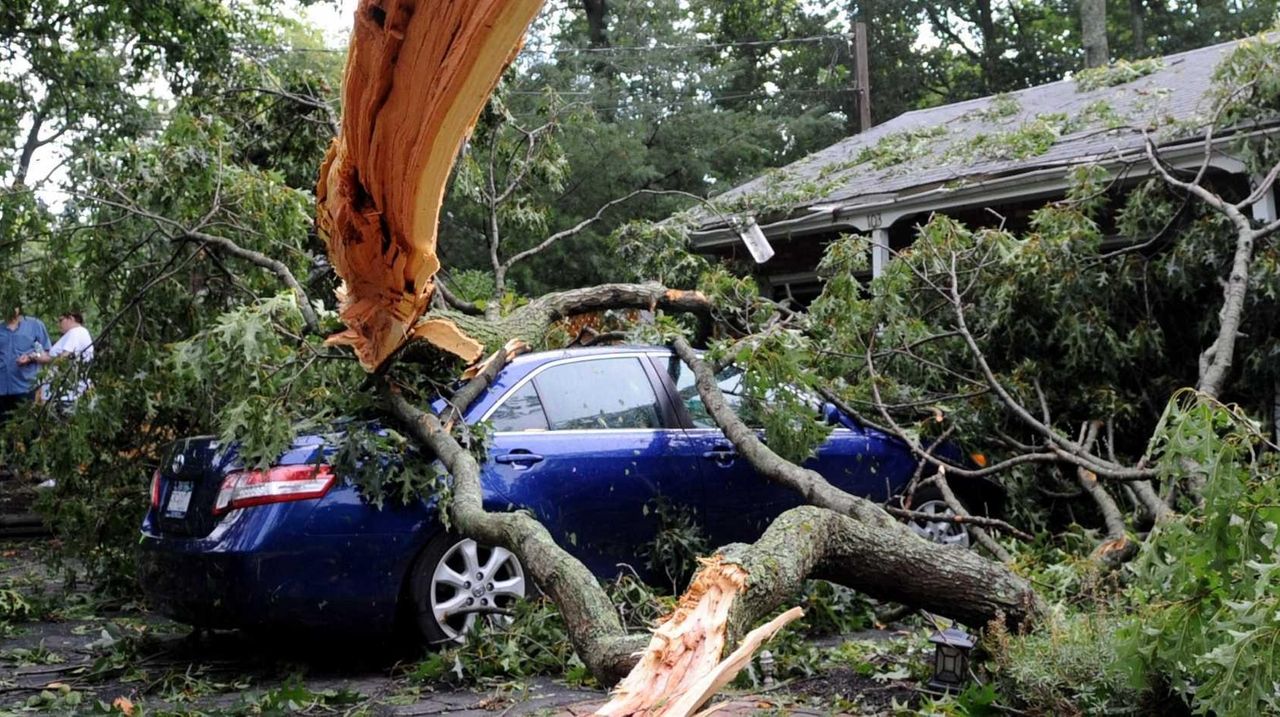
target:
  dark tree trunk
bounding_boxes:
[975,0,1001,92]
[1081,0,1110,68]
[582,0,609,48]
[1129,0,1145,55]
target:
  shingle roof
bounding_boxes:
[695,35,1273,233]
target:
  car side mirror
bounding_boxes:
[822,402,861,431]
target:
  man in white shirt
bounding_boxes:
[31,311,94,408]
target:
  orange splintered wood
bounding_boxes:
[597,556,804,717]
[318,0,545,370]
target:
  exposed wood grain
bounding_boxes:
[318,0,545,369]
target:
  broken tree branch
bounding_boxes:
[930,470,1012,563]
[1074,421,1137,566]
[382,360,646,686]
[72,189,322,335]
[670,337,1042,626]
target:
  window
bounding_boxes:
[535,358,662,430]
[489,383,549,432]
[665,358,758,428]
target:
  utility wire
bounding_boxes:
[235,32,852,57]
[523,33,852,54]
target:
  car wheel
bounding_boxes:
[409,533,529,645]
[905,488,972,549]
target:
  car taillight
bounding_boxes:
[212,465,335,515]
[149,470,161,509]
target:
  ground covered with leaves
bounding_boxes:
[0,540,1008,717]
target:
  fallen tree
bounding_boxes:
[306,0,1049,711]
[307,2,1280,713]
[381,333,1041,710]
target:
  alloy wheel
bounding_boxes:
[907,499,972,548]
[429,538,526,641]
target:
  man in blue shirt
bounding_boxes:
[0,300,51,424]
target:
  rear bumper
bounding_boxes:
[136,503,426,635]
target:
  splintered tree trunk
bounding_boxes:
[317,0,547,370]
[602,505,1038,715]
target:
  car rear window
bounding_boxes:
[534,357,662,430]
[490,382,550,432]
[666,359,760,428]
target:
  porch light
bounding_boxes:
[927,627,975,693]
[735,218,775,264]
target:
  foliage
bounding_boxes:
[1075,58,1165,92]
[986,610,1137,715]
[1210,32,1280,174]
[639,496,710,594]
[960,94,1021,123]
[949,115,1067,162]
[411,577,672,686]
[236,676,364,714]
[332,424,443,512]
[169,295,358,467]
[855,126,948,170]
[1118,395,1280,717]
[0,585,34,623]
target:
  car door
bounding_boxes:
[480,354,704,578]
[654,354,801,545]
[655,355,906,545]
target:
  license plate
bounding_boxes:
[165,482,194,518]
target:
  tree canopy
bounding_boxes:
[2,1,1280,714]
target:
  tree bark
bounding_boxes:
[582,0,609,48]
[1081,0,1110,68]
[602,503,1036,715]
[317,0,546,369]
[669,337,1042,627]
[1129,0,1145,56]
[383,352,646,686]
[1074,422,1136,565]
[412,282,711,354]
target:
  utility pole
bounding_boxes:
[852,22,872,132]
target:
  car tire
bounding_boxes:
[903,486,974,549]
[408,532,529,645]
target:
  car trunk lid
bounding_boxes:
[154,437,237,538]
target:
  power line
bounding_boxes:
[523,33,852,55]
[508,87,851,118]
[235,33,852,58]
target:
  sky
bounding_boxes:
[300,0,359,49]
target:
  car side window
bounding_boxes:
[666,358,760,429]
[534,358,662,431]
[489,383,550,432]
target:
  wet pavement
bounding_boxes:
[1,540,921,715]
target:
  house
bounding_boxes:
[688,36,1279,304]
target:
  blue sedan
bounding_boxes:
[138,346,988,643]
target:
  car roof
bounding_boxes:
[505,344,674,368]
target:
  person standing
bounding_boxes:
[0,301,51,424]
[33,311,95,409]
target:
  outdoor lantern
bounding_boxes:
[757,650,776,688]
[927,627,975,693]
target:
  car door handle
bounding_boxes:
[494,451,544,466]
[701,443,737,461]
